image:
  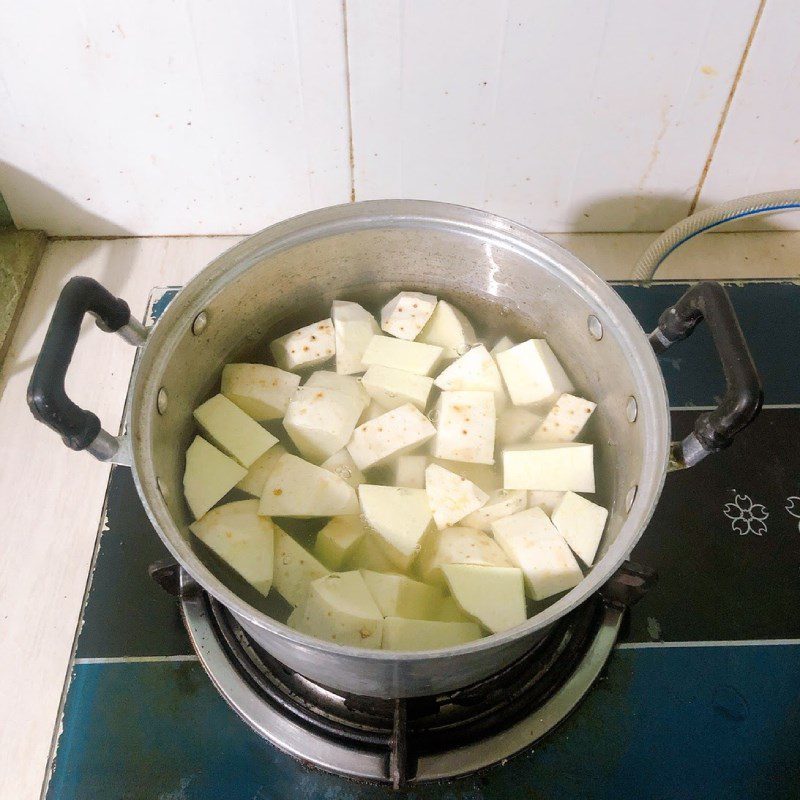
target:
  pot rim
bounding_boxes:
[130,199,670,662]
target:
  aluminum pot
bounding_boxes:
[28,200,761,698]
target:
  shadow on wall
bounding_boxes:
[0,162,135,391]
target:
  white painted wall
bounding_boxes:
[0,0,798,235]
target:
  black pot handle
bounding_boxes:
[649,281,762,468]
[27,276,146,460]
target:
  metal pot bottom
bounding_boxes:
[180,579,625,788]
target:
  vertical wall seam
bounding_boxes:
[689,0,767,214]
[342,0,356,203]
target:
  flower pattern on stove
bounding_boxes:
[786,497,800,532]
[723,494,769,536]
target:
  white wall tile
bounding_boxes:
[0,0,351,235]
[346,0,759,231]
[696,2,800,229]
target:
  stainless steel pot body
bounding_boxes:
[114,200,671,697]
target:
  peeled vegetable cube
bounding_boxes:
[273,526,330,607]
[361,570,443,620]
[533,394,596,443]
[425,463,489,530]
[288,572,383,648]
[551,491,608,566]
[461,488,527,531]
[345,533,398,573]
[434,345,505,406]
[221,363,301,421]
[259,453,359,517]
[416,527,511,586]
[193,393,278,467]
[394,454,428,489]
[496,407,542,446]
[332,300,380,375]
[361,365,433,411]
[361,335,443,376]
[435,596,471,623]
[183,436,247,520]
[431,459,500,493]
[320,448,365,489]
[358,485,434,570]
[491,507,583,600]
[380,291,437,340]
[283,386,363,463]
[382,617,481,650]
[442,564,526,634]
[503,443,595,492]
[433,391,495,465]
[270,319,335,371]
[359,401,385,424]
[236,443,287,497]
[528,490,566,516]
[305,370,370,412]
[417,300,477,359]
[314,516,366,570]
[347,403,436,470]
[189,500,274,595]
[496,339,574,406]
[490,336,515,356]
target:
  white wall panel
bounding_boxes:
[346,0,759,231]
[696,2,800,229]
[0,0,351,235]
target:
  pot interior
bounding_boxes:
[131,201,669,634]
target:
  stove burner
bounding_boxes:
[176,562,654,788]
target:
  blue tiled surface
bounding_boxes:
[46,282,800,800]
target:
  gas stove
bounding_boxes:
[45,282,800,799]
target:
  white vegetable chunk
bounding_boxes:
[361,365,434,411]
[528,490,566,516]
[380,291,437,340]
[434,345,505,407]
[236,443,287,497]
[503,443,595,492]
[442,564,526,634]
[416,527,511,586]
[270,319,335,371]
[332,300,380,375]
[193,393,278,467]
[425,463,489,530]
[431,459,500,493]
[461,488,527,531]
[358,485,434,570]
[490,336,515,356]
[320,448,365,489]
[259,453,359,517]
[221,363,301,421]
[435,596,471,623]
[359,401,386,424]
[496,407,542,446]
[283,386,363,463]
[360,571,443,620]
[533,393,596,443]
[345,533,398,573]
[314,516,366,570]
[551,491,608,566]
[183,436,247,520]
[273,526,330,607]
[417,300,477,358]
[381,617,481,650]
[288,571,383,648]
[305,370,370,412]
[491,508,583,600]
[433,391,495,465]
[189,500,274,595]
[394,455,428,489]
[361,335,443,376]
[347,403,436,470]
[496,339,574,406]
